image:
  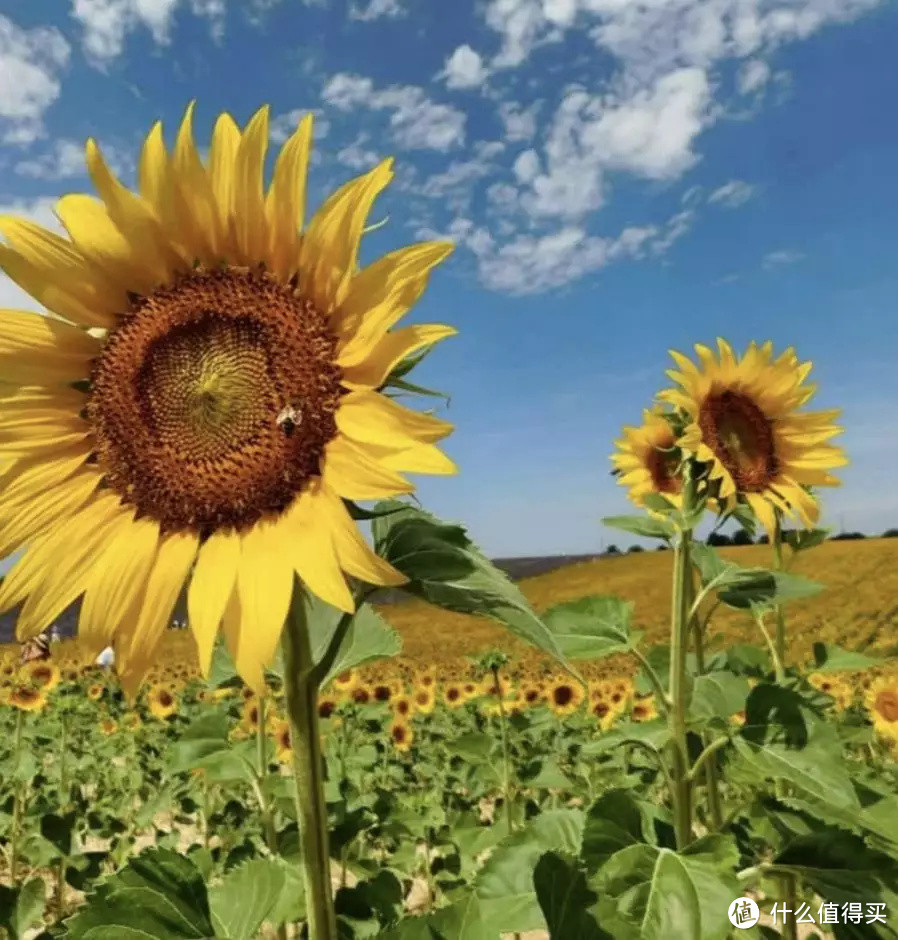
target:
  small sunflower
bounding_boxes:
[631,694,658,723]
[147,684,178,720]
[392,694,413,721]
[333,669,359,696]
[24,660,61,692]
[99,716,118,736]
[121,711,142,731]
[350,684,372,706]
[547,678,584,717]
[270,718,293,763]
[521,683,545,707]
[866,676,898,746]
[658,339,846,535]
[317,693,339,719]
[9,684,47,712]
[390,720,413,753]
[443,682,466,708]
[611,407,683,509]
[412,685,436,715]
[0,103,456,698]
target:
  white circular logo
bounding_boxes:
[728,898,760,929]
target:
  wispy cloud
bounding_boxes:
[762,248,805,269]
[708,179,758,208]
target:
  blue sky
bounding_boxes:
[1,0,897,562]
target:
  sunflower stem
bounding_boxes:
[668,475,696,850]
[492,665,515,836]
[281,583,338,940]
[9,708,25,884]
[772,511,789,676]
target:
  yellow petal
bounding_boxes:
[0,469,101,560]
[317,485,407,586]
[79,514,160,659]
[232,520,294,693]
[264,113,313,280]
[172,101,222,263]
[300,159,394,315]
[208,112,241,258]
[1,492,125,637]
[283,485,354,613]
[87,137,186,283]
[55,194,159,297]
[369,440,458,475]
[336,390,453,448]
[321,435,414,500]
[116,529,199,692]
[335,241,453,360]
[340,324,457,389]
[188,528,242,677]
[0,309,100,384]
[233,106,270,265]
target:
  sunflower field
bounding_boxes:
[1,105,898,940]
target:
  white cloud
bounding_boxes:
[708,179,757,208]
[762,248,805,269]
[13,137,131,179]
[349,0,406,19]
[441,45,488,89]
[0,15,70,146]
[738,58,771,94]
[336,134,381,169]
[270,108,330,144]
[71,0,227,64]
[322,73,466,150]
[513,148,540,183]
[498,100,540,142]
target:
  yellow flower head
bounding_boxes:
[147,684,178,720]
[389,719,413,753]
[86,681,106,701]
[611,407,683,510]
[99,717,118,736]
[867,676,898,745]
[24,660,61,692]
[658,339,847,536]
[0,103,456,698]
[547,677,584,717]
[631,694,658,723]
[9,684,47,712]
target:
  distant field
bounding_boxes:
[376,538,898,668]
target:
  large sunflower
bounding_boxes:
[0,104,456,696]
[658,339,846,534]
[611,407,683,509]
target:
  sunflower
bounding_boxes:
[350,684,372,706]
[866,676,898,746]
[443,681,466,708]
[392,694,413,721]
[270,718,293,763]
[333,669,360,696]
[412,685,436,715]
[371,679,401,704]
[317,693,339,719]
[631,694,658,723]
[658,339,846,534]
[99,716,118,736]
[147,684,178,720]
[521,683,545,707]
[0,103,456,697]
[547,678,584,717]
[611,407,683,509]
[121,711,142,731]
[24,660,61,692]
[9,684,47,712]
[389,720,413,753]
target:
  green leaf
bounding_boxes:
[687,672,749,725]
[640,494,677,514]
[690,542,735,584]
[742,683,809,748]
[168,712,254,784]
[774,828,898,908]
[542,596,642,661]
[450,732,497,764]
[590,836,740,940]
[730,720,859,809]
[580,721,671,759]
[474,809,585,934]
[811,643,879,674]
[41,811,76,858]
[0,878,46,940]
[206,641,240,689]
[209,857,288,939]
[304,596,402,690]
[372,501,573,671]
[601,515,674,540]
[533,853,608,940]
[781,528,829,553]
[717,570,823,610]
[581,789,653,872]
[60,848,215,939]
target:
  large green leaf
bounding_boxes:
[811,643,880,674]
[729,720,859,809]
[372,501,572,669]
[742,683,810,748]
[601,515,674,540]
[542,596,642,661]
[533,853,608,939]
[687,672,749,725]
[474,808,586,934]
[167,712,255,784]
[590,836,740,940]
[209,857,290,939]
[60,848,216,939]
[302,595,402,690]
[581,789,653,872]
[0,878,46,940]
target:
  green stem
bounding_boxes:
[772,512,789,677]
[281,583,337,940]
[668,480,695,850]
[10,708,24,884]
[492,667,514,836]
[755,611,785,684]
[780,872,799,940]
[56,712,70,919]
[629,648,671,715]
